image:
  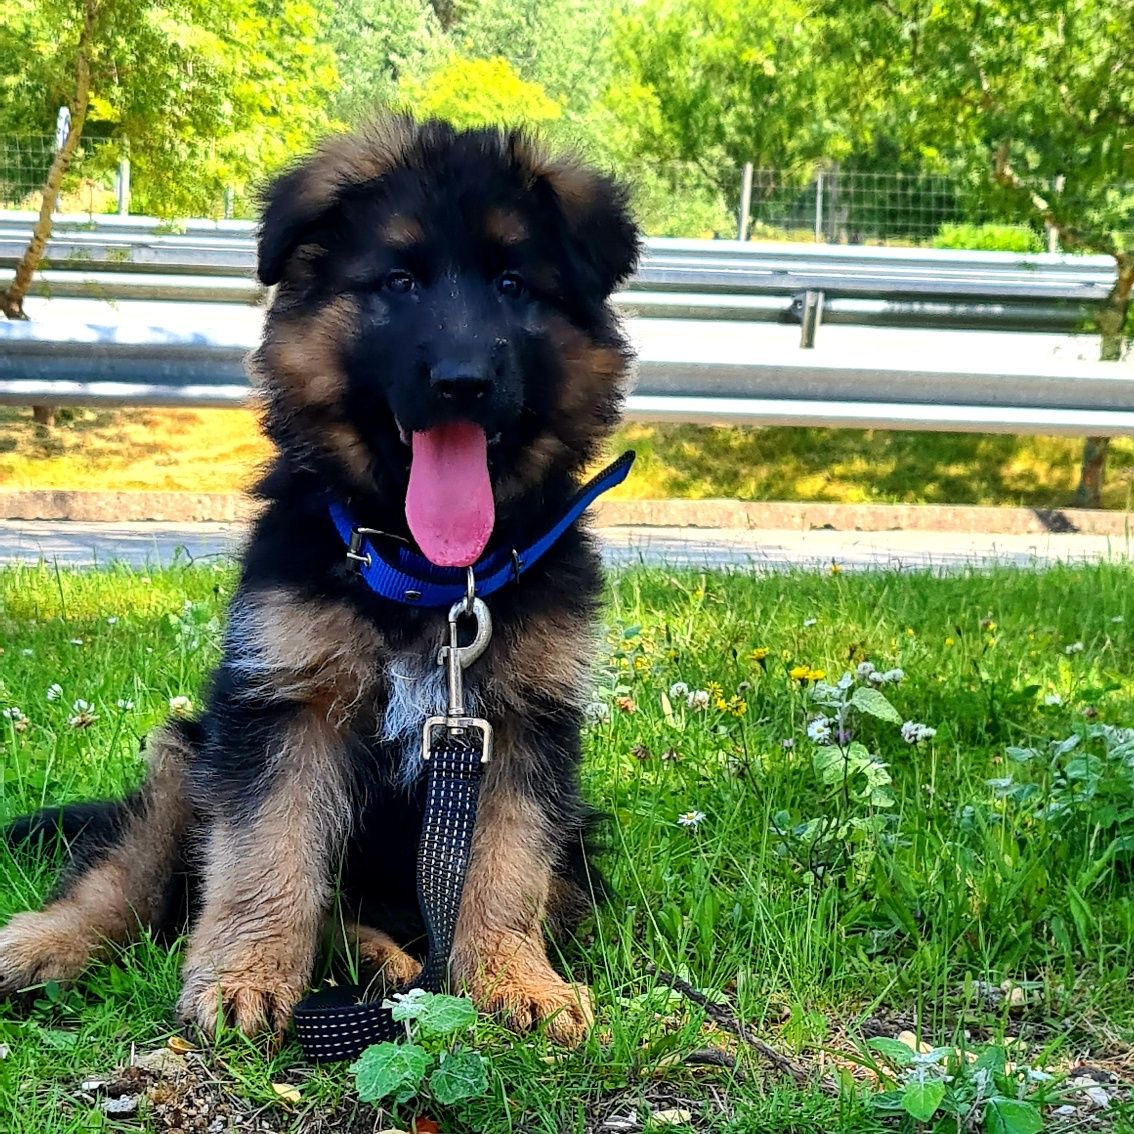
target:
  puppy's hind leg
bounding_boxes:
[0,721,196,994]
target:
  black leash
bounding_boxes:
[293,738,486,1062]
[293,591,494,1064]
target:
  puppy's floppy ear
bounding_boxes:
[257,162,330,287]
[257,117,418,287]
[537,156,641,300]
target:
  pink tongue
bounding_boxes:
[406,423,495,567]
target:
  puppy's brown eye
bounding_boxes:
[384,270,416,294]
[496,272,525,298]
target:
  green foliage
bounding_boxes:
[395,54,562,132]
[0,0,339,218]
[932,223,1044,254]
[317,0,446,124]
[862,1038,1053,1132]
[349,991,490,1111]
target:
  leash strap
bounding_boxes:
[292,739,486,1063]
[328,450,635,607]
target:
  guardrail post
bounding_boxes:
[800,289,824,347]
[115,158,130,216]
[737,163,753,241]
[224,186,235,219]
[814,172,824,243]
[1045,174,1065,254]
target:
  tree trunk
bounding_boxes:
[1,0,96,428]
[1074,253,1134,508]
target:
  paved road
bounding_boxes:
[0,520,1129,573]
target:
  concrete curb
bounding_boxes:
[2,490,1132,535]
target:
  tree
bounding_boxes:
[318,0,448,124]
[396,55,563,131]
[827,0,1134,506]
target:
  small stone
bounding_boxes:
[101,1095,140,1118]
[1054,1105,1077,1117]
[79,1078,109,1093]
[1083,1086,1110,1109]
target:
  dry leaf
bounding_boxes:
[413,1119,441,1134]
[651,1109,693,1127]
[166,1035,195,1054]
[272,1083,302,1104]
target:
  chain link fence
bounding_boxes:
[1,134,1050,249]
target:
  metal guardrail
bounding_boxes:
[2,320,1132,437]
[0,211,1117,331]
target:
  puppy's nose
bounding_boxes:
[430,358,492,403]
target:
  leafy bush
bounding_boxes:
[931,223,1044,253]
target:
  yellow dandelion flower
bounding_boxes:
[829,562,843,575]
[944,637,955,647]
[906,627,916,638]
[750,647,769,662]
[789,664,810,681]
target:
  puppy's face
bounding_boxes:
[254,119,639,566]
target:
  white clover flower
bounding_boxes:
[807,716,832,743]
[20,648,33,657]
[868,670,885,685]
[116,699,135,711]
[687,690,710,711]
[2,707,24,721]
[901,721,937,744]
[1111,616,1124,624]
[69,638,84,646]
[584,700,610,722]
[856,661,876,680]
[72,699,92,713]
[106,616,119,626]
[68,700,98,728]
[882,668,905,683]
[168,695,193,717]
[46,683,63,701]
[677,810,706,828]
[781,738,795,749]
[1064,641,1084,655]
[1044,694,1063,707]
[668,682,689,699]
[803,617,818,628]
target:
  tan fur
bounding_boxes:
[488,606,596,710]
[253,296,374,486]
[231,588,383,719]
[293,118,416,217]
[346,924,423,988]
[451,780,593,1046]
[178,711,352,1037]
[0,725,193,991]
[484,207,529,246]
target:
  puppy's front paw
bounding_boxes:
[0,911,94,993]
[462,962,594,1046]
[178,962,305,1038]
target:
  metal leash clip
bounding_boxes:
[422,569,493,765]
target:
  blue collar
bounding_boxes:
[328,451,634,607]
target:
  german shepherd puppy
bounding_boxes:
[0,118,639,1045]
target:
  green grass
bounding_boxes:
[2,561,1134,1131]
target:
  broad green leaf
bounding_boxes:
[428,1048,490,1104]
[351,1041,430,1103]
[416,993,479,1037]
[985,1098,1043,1134]
[866,1037,916,1067]
[850,686,902,724]
[901,1078,946,1121]
[813,746,847,785]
